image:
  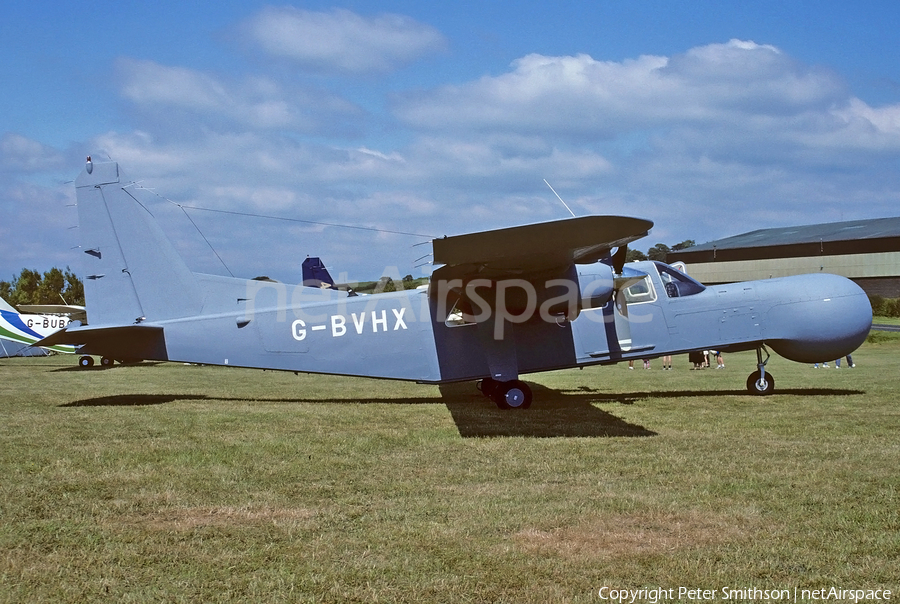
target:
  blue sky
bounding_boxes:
[2,1,900,285]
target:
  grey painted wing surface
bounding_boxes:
[432,215,653,273]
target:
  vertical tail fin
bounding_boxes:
[75,158,202,325]
[301,257,336,288]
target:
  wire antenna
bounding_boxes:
[174,204,235,277]
[543,179,576,218]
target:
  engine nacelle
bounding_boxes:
[440,263,625,324]
[576,264,615,310]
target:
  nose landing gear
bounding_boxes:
[747,346,774,395]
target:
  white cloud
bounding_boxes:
[116,59,362,134]
[393,40,848,139]
[0,133,65,173]
[11,37,899,282]
[238,7,447,74]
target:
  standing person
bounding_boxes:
[662,355,672,370]
[835,354,855,368]
[642,358,651,369]
[713,350,724,369]
[689,350,704,369]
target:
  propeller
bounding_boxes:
[611,245,627,275]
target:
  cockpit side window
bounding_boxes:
[622,275,657,304]
[654,262,706,298]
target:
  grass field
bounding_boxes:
[2,336,899,603]
[873,315,900,326]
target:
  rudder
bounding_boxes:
[75,158,202,326]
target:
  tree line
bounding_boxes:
[0,268,85,306]
[626,240,696,262]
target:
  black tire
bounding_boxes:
[100,356,114,367]
[746,370,775,395]
[78,356,94,369]
[491,380,533,409]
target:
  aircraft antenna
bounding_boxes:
[175,203,436,239]
[173,203,236,277]
[543,179,576,218]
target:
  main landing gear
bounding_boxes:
[78,355,114,368]
[746,346,775,395]
[77,356,139,369]
[477,377,533,409]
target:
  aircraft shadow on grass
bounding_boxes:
[57,381,865,439]
[438,382,657,438]
[52,362,166,373]
[59,385,654,438]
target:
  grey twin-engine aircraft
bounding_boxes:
[39,158,872,409]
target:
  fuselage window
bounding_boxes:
[623,276,657,305]
[444,295,476,327]
[654,262,706,298]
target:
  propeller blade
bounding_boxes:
[612,245,627,274]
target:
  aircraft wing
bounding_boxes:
[432,215,652,279]
[17,304,88,323]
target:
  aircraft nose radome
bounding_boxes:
[765,274,872,363]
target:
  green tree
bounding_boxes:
[376,276,396,293]
[625,248,648,262]
[36,267,65,304]
[12,269,41,305]
[62,267,85,306]
[0,267,84,307]
[647,243,671,262]
[671,240,695,251]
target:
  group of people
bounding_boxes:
[813,355,855,369]
[627,352,858,371]
[688,350,724,370]
[628,350,725,370]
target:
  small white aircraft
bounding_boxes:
[0,297,79,356]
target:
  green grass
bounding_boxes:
[1,341,898,603]
[873,315,900,326]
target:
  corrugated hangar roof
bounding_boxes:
[687,216,900,252]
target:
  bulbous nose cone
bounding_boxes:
[764,273,872,363]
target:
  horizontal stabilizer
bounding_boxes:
[432,215,652,278]
[36,323,168,361]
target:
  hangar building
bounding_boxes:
[668,216,900,298]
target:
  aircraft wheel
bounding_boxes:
[746,370,775,395]
[78,355,94,369]
[100,356,114,367]
[491,380,532,410]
